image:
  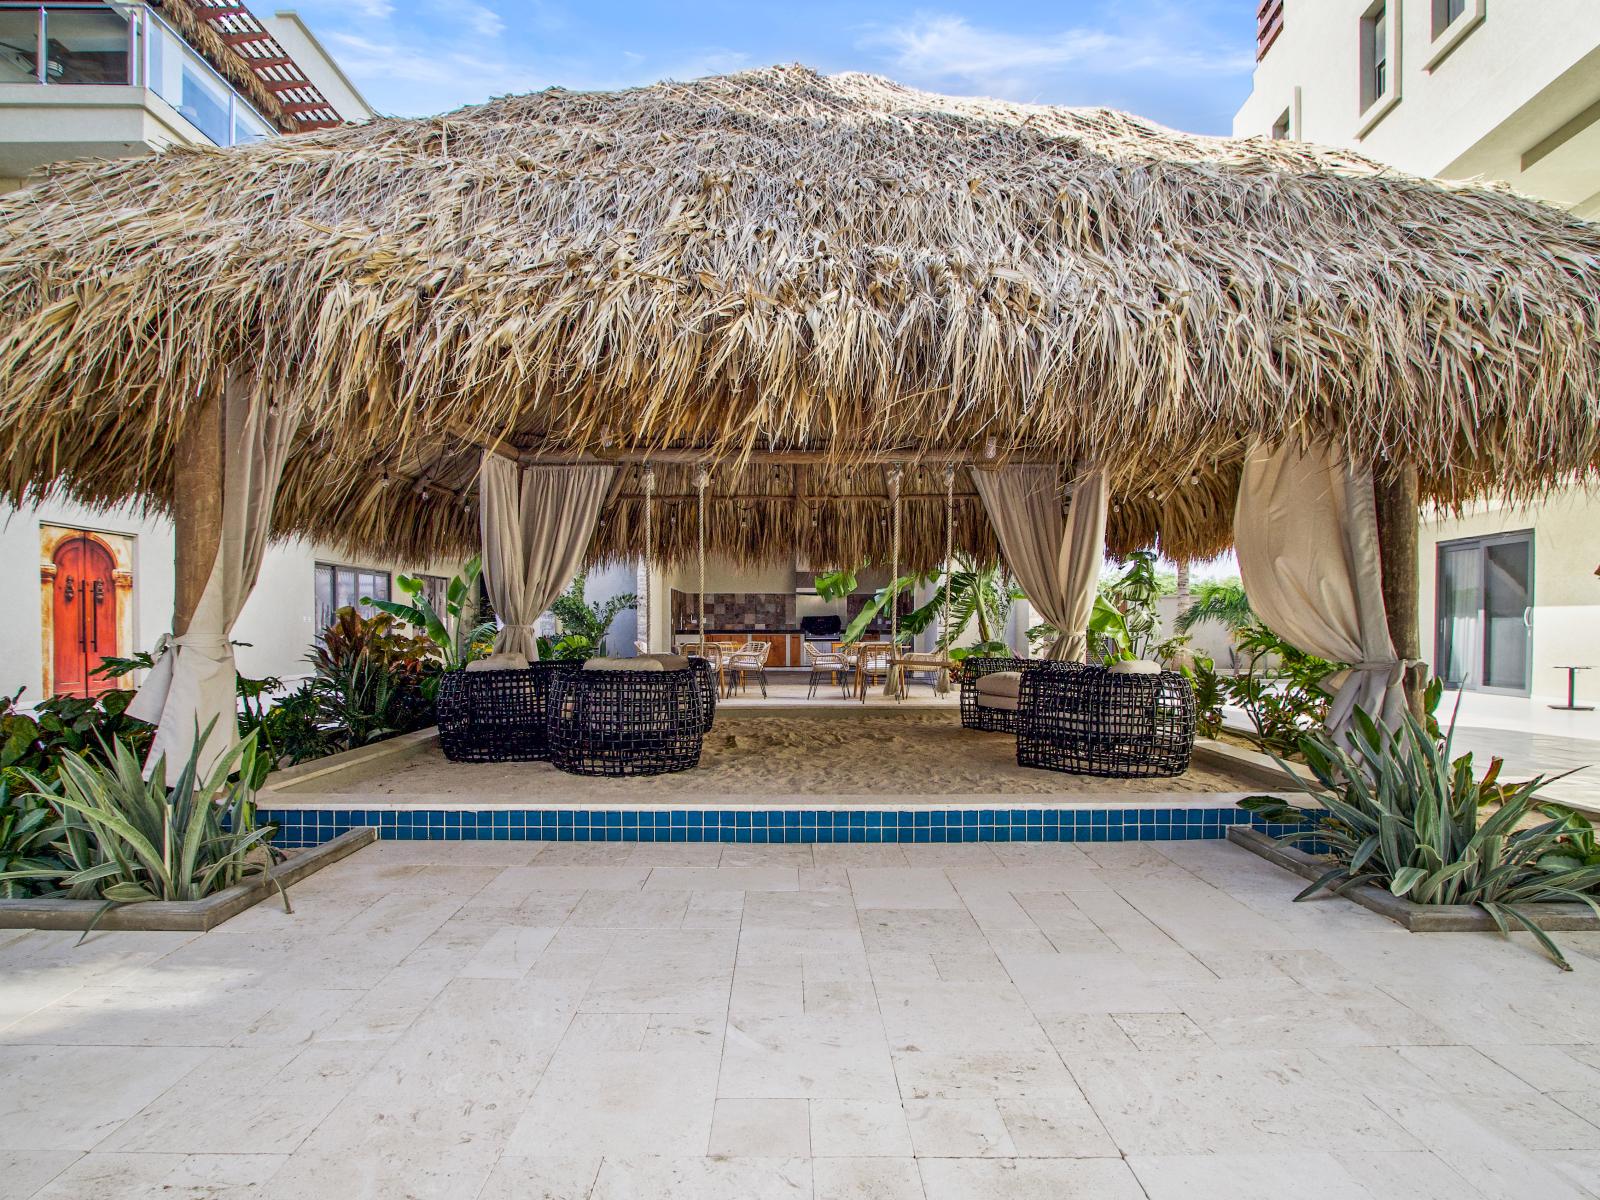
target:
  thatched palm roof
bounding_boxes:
[1,66,1597,568]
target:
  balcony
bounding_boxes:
[1256,0,1284,60]
[0,2,275,183]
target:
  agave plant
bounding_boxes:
[8,725,287,930]
[1242,706,1599,970]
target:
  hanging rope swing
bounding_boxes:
[884,464,904,699]
[936,463,956,694]
[640,465,656,653]
[695,466,709,643]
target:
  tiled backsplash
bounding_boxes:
[673,591,795,631]
[672,590,909,633]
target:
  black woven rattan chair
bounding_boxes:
[547,662,706,777]
[959,656,1030,733]
[1016,664,1196,778]
[690,656,718,732]
[436,660,584,762]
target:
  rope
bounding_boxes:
[641,466,655,652]
[937,464,955,694]
[695,466,709,642]
[886,465,903,699]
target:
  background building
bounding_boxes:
[1236,0,1600,702]
[0,2,420,700]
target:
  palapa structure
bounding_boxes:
[0,66,1597,761]
[3,66,1597,566]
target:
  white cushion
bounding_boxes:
[1108,659,1160,675]
[974,670,1022,698]
[976,693,1020,712]
[642,653,691,670]
[583,655,664,672]
[465,652,530,672]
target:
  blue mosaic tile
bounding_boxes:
[256,804,1319,849]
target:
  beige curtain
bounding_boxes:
[129,373,299,780]
[1234,442,1407,734]
[971,464,1108,661]
[477,454,615,664]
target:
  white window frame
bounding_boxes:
[1356,0,1402,139]
[1425,0,1485,71]
[1269,86,1302,141]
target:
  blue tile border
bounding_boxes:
[258,805,1313,848]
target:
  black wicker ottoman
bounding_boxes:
[547,662,706,777]
[1016,664,1196,778]
[436,660,584,762]
[959,656,1030,733]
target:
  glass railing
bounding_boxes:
[0,2,274,146]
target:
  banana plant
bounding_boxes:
[364,555,493,669]
[818,557,1020,655]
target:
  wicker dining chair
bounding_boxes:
[804,640,850,699]
[726,639,772,697]
[678,640,728,697]
[851,642,893,701]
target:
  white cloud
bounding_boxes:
[861,11,1253,101]
[349,0,394,18]
[322,30,542,113]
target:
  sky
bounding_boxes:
[289,1,1257,135]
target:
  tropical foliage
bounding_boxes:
[363,556,494,669]
[0,780,67,898]
[1241,706,1600,970]
[0,686,153,789]
[817,556,1018,659]
[1174,578,1254,634]
[1,728,287,927]
[535,573,637,661]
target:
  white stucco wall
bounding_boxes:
[7,498,459,703]
[1418,485,1600,703]
[1235,0,1600,215]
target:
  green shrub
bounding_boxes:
[0,779,70,899]
[4,727,286,927]
[1242,707,1600,970]
[0,687,154,788]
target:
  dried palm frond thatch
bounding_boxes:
[1,66,1597,569]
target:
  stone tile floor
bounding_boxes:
[5,839,1600,1199]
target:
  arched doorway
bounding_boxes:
[50,534,119,697]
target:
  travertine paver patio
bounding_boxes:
[4,839,1600,1200]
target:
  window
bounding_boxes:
[1363,5,1389,110]
[314,563,391,632]
[1427,0,1484,69]
[1271,108,1292,140]
[419,574,450,616]
[1356,1,1401,135]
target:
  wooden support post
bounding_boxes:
[172,386,224,636]
[1374,463,1425,720]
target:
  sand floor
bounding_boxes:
[292,710,1253,801]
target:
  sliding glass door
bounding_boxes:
[1435,532,1534,695]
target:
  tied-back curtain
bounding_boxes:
[970,464,1108,661]
[1234,442,1406,734]
[478,454,615,664]
[129,373,299,780]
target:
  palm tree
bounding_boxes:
[1174,579,1254,633]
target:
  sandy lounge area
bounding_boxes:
[284,709,1255,802]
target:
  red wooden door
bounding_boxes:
[52,535,118,698]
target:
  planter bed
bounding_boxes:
[0,827,375,933]
[1228,826,1600,933]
